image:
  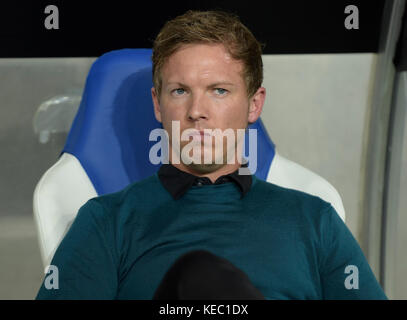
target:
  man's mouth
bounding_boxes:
[188,129,213,139]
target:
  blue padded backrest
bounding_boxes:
[63,49,275,196]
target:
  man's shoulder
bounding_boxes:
[251,176,334,217]
[85,173,164,213]
[252,175,330,202]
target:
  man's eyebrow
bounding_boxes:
[208,82,235,87]
[165,81,236,88]
[166,82,189,87]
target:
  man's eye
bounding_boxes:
[214,88,228,95]
[173,88,186,96]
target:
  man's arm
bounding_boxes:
[36,199,118,299]
[319,205,387,300]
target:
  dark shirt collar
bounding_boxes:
[158,163,252,200]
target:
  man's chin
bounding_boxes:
[186,162,224,174]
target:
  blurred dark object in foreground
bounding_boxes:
[153,250,265,300]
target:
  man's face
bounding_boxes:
[152,43,264,174]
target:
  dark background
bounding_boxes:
[0,0,387,57]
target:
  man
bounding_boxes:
[36,10,387,300]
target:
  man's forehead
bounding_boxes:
[166,43,237,64]
[161,43,244,83]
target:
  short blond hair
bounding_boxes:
[152,10,264,98]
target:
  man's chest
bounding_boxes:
[115,219,322,299]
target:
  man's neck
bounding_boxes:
[170,162,242,183]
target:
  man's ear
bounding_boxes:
[151,87,162,123]
[247,87,266,124]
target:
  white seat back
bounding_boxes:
[33,153,97,267]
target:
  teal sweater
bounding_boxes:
[36,173,387,299]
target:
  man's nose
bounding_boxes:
[187,92,208,121]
